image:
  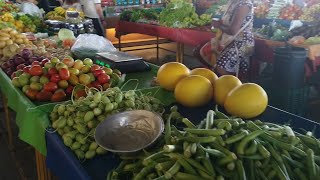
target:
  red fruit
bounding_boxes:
[50,74,61,83]
[29,65,43,76]
[48,68,58,75]
[17,64,26,70]
[44,82,58,92]
[59,68,70,80]
[93,69,105,77]
[90,64,100,72]
[32,61,40,66]
[23,66,31,73]
[74,89,86,99]
[91,81,102,89]
[98,74,110,84]
[25,89,38,100]
[36,91,53,102]
[51,90,67,102]
[41,59,50,66]
[65,85,74,95]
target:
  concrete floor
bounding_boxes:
[0,42,319,180]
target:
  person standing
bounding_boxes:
[80,0,106,37]
[199,0,254,78]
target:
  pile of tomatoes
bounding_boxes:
[11,56,122,102]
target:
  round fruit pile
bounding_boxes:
[157,62,268,118]
[0,13,41,33]
[50,87,164,160]
[11,57,122,102]
[0,28,31,62]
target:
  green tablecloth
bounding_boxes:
[0,64,175,155]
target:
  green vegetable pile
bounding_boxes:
[204,0,228,15]
[49,86,164,160]
[120,9,161,24]
[159,0,212,28]
[255,22,291,41]
[108,106,320,180]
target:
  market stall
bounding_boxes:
[1,0,320,180]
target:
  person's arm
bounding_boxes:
[94,0,104,20]
[217,5,251,35]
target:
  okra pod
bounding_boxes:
[177,158,197,175]
[257,144,270,158]
[143,151,165,166]
[179,136,216,143]
[146,173,157,180]
[163,145,181,153]
[266,170,277,179]
[184,144,192,158]
[182,118,196,129]
[216,136,226,147]
[261,158,270,169]
[237,130,265,155]
[227,162,235,171]
[164,161,181,179]
[153,175,166,180]
[282,155,304,169]
[133,165,155,180]
[190,143,197,154]
[218,153,237,165]
[198,169,213,180]
[205,110,215,129]
[236,160,247,180]
[165,114,172,144]
[155,161,175,172]
[217,121,232,131]
[200,145,226,158]
[239,154,264,160]
[293,168,308,180]
[216,176,225,180]
[175,172,204,180]
[307,148,316,180]
[211,142,235,156]
[244,140,258,155]
[215,105,229,119]
[184,128,226,136]
[273,161,290,180]
[225,130,249,144]
[257,169,268,180]
[202,153,215,176]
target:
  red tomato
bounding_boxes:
[29,65,43,76]
[44,82,58,92]
[50,74,61,83]
[17,64,26,70]
[36,91,53,102]
[98,74,110,84]
[51,90,67,102]
[48,68,58,76]
[23,66,31,73]
[59,68,70,80]
[65,85,74,95]
[93,69,105,77]
[32,61,40,66]
[91,81,102,89]
[41,59,50,67]
[90,64,100,72]
[25,89,38,100]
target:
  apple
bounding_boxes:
[87,73,95,82]
[32,61,40,66]
[55,62,68,71]
[62,57,75,68]
[103,67,113,75]
[50,57,60,65]
[17,64,26,70]
[40,76,49,84]
[69,68,80,75]
[22,85,30,93]
[90,64,100,72]
[15,70,23,77]
[23,66,31,73]
[30,76,40,83]
[83,58,93,66]
[73,60,84,70]
[93,69,105,77]
[58,80,69,89]
[80,65,91,74]
[44,62,54,69]
[41,58,50,66]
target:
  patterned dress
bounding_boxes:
[216,0,254,75]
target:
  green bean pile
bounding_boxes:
[49,87,165,160]
[108,106,320,180]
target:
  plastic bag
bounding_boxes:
[71,34,116,59]
[289,20,303,31]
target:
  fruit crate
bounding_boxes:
[270,86,310,117]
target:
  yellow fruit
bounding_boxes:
[0,41,5,48]
[224,83,268,119]
[0,36,10,41]
[213,75,242,106]
[6,39,13,45]
[190,68,218,84]
[15,38,24,44]
[0,32,10,37]
[175,75,213,107]
[157,62,190,91]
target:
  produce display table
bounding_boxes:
[45,63,320,180]
[115,21,215,63]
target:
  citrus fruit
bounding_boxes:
[190,68,218,84]
[224,83,268,119]
[157,62,190,91]
[213,75,242,106]
[174,75,213,107]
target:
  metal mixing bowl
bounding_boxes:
[94,110,164,154]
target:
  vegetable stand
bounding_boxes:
[45,63,320,180]
[115,21,215,63]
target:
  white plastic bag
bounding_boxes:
[71,34,116,58]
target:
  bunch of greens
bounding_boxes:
[120,9,160,23]
[255,22,291,41]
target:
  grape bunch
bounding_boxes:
[183,13,212,27]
